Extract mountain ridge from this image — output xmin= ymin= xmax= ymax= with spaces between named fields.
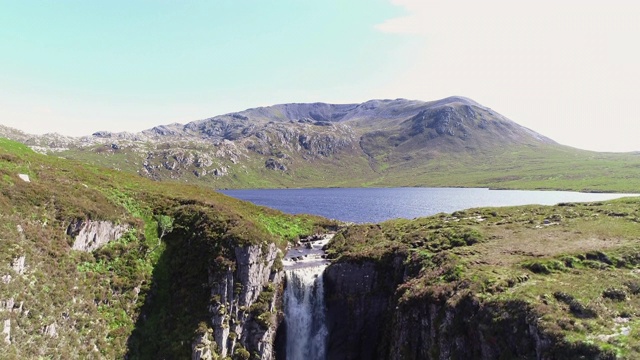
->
xmin=3 ymin=96 xmax=640 ymax=192
xmin=5 ymin=96 xmax=539 ymax=140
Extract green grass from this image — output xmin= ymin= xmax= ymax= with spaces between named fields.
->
xmin=256 ymin=213 xmax=314 ymax=241
xmin=0 ymin=138 xmax=336 ymax=359
xmin=369 ymin=145 xmax=640 ymax=193
xmin=327 ymin=197 xmax=640 ymax=358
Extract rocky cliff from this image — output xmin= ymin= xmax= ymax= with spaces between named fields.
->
xmin=324 ymin=260 xmax=614 ymax=360
xmin=67 ymin=219 xmax=129 ymax=252
xmin=193 ymin=243 xmax=283 ymax=360
xmin=324 ymin=259 xmax=405 ymax=360
xmin=0 ymin=138 xmax=330 ymax=359
xmin=322 ymin=201 xmax=640 ymax=359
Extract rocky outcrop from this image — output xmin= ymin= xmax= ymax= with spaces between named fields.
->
xmin=42 ymin=322 xmax=58 ymax=338
xmin=192 ymin=331 xmax=214 ymax=360
xmin=1 ymin=298 xmax=13 ymax=345
xmin=1 ymin=255 xmax=27 ymax=346
xmin=3 ymin=96 xmax=561 ymax=190
xmin=324 ymin=258 xmax=405 ymax=360
xmin=67 ymin=220 xmax=129 ymax=252
xmin=324 ymin=258 xmax=615 ymax=360
xmin=2 ymin=319 xmax=10 ymax=345
xmin=197 ymin=243 xmax=282 ymax=360
xmin=297 ymin=131 xmax=355 ymax=157
xmin=11 ymin=256 xmax=25 ymax=275
xmin=265 ymin=158 xmax=287 ymax=171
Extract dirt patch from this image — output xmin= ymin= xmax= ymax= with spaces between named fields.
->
xmin=473 ymin=226 xmax=627 ymax=266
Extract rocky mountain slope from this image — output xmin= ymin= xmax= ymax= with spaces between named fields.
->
xmin=11 ymin=96 xmax=640 ymax=192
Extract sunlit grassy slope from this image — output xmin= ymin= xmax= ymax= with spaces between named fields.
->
xmin=57 ymin=141 xmax=640 ymax=193
xmin=368 ymin=144 xmax=640 ymax=193
xmin=0 ymin=138 xmax=334 ymax=358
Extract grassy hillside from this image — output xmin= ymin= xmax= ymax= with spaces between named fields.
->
xmin=0 ymin=138 xmax=334 ymax=358
xmin=52 ymin=141 xmax=640 ymax=193
xmin=367 ymin=144 xmax=640 ymax=193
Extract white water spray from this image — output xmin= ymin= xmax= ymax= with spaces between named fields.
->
xmin=284 ymin=266 xmax=328 ymax=359
xmin=282 ymin=235 xmax=332 ymax=360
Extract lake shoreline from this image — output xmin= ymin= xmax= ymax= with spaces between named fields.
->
xmin=220 ymin=187 xmax=638 ymax=224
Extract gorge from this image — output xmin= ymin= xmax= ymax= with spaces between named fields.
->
xmin=279 ymin=235 xmax=332 ymax=360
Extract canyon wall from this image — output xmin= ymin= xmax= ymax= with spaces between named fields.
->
xmin=323 ymin=259 xmax=614 ymax=360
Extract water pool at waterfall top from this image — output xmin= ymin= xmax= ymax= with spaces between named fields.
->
xmin=220 ymin=187 xmax=637 ymax=223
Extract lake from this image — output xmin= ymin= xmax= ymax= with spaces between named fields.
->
xmin=220 ymin=187 xmax=637 ymax=223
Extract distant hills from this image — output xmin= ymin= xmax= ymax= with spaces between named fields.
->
xmin=3 ymin=96 xmax=640 ymax=192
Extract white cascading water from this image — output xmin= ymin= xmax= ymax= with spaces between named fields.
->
xmin=282 ymin=234 xmax=332 ymax=360
xmin=284 ymin=265 xmax=328 ymax=359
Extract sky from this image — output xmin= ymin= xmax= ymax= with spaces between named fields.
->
xmin=1 ymin=0 xmax=639 ymax=152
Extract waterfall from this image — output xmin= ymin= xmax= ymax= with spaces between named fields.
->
xmin=284 ymin=265 xmax=328 ymax=360
xmin=281 ymin=234 xmax=332 ymax=360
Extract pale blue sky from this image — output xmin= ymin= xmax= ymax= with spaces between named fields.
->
xmin=1 ymin=1 xmax=639 ymax=152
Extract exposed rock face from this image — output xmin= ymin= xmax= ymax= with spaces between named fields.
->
xmin=192 ymin=331 xmax=214 ymax=360
xmin=386 ymin=297 xmax=545 ymax=359
xmin=11 ymin=256 xmax=25 ymax=275
xmin=67 ymin=220 xmax=129 ymax=252
xmin=1 ymin=255 xmax=27 ymax=346
xmin=297 ymin=132 xmax=355 ymax=157
xmin=197 ymin=243 xmax=282 ymax=360
xmin=42 ymin=322 xmax=58 ymax=338
xmin=324 ymin=258 xmax=405 ymax=360
xmin=324 ymin=258 xmax=614 ymax=360
xmin=2 ymin=319 xmax=10 ymax=345
xmin=265 ymin=158 xmax=287 ymax=171
xmin=2 ymin=96 xmax=558 ymax=189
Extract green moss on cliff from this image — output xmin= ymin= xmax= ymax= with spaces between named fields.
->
xmin=0 ymin=138 xmax=335 ymax=358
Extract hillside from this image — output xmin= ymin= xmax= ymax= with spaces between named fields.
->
xmin=2 ymin=138 xmax=640 ymax=358
xmin=0 ymin=138 xmax=334 ymax=359
xmin=325 ymin=198 xmax=640 ymax=359
xmin=5 ymin=96 xmax=640 ymax=192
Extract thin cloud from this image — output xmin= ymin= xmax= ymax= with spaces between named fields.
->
xmin=374 ymin=0 xmax=640 ymax=152
xmin=374 ymin=0 xmax=428 ymax=35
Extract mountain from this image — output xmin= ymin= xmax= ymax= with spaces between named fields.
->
xmin=3 ymin=96 xmax=640 ymax=192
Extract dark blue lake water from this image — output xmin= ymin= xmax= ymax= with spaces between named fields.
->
xmin=220 ymin=187 xmax=637 ymax=223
